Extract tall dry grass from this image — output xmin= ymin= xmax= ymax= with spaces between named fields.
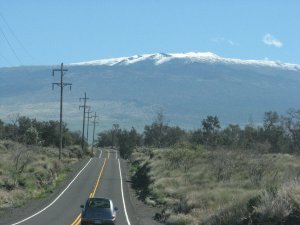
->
xmin=0 ymin=140 xmax=80 ymax=209
xmin=130 ymin=146 xmax=300 ymax=225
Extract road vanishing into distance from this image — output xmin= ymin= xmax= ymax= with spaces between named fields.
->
xmin=6 ymin=149 xmax=139 ymax=225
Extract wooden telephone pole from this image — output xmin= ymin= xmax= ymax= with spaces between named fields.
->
xmin=86 ymin=109 xmax=93 ymax=144
xmin=79 ymin=92 xmax=89 ymax=151
xmin=52 ymin=63 xmax=71 ymax=160
xmin=91 ymin=112 xmax=99 ymax=155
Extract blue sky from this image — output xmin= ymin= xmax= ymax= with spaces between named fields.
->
xmin=0 ymin=0 xmax=299 ymax=67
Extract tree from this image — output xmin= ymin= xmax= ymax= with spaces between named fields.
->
xmin=202 ymin=116 xmax=220 ymax=133
xmin=220 ymin=124 xmax=241 ymax=146
xmin=144 ymin=111 xmax=168 ymax=147
xmin=162 ymin=126 xmax=186 ymax=146
xmin=111 ymin=124 xmax=120 ymax=147
xmin=263 ymin=111 xmax=280 ymax=130
xmin=24 ymin=126 xmax=39 ymax=145
xmin=97 ymin=130 xmax=113 ymax=147
xmin=0 ymin=119 xmax=4 ymax=139
xmin=144 ymin=124 xmax=160 ymax=147
xmin=4 ymin=124 xmax=18 ymax=140
xmin=68 ymin=131 xmax=82 ymax=145
xmin=201 ymin=116 xmax=220 ymax=146
xmin=38 ymin=121 xmax=60 ymax=146
xmin=63 ymin=132 xmax=73 ymax=147
xmin=191 ymin=129 xmax=204 ymax=144
xmin=17 ymin=116 xmax=32 ymax=143
xmin=117 ymin=127 xmax=140 ymax=159
xmin=117 ymin=130 xmax=128 ymax=158
xmin=241 ymin=125 xmax=259 ymax=149
xmin=282 ymin=109 xmax=300 ymax=153
xmin=128 ymin=127 xmax=141 ymax=147
xmin=263 ymin=111 xmax=286 ymax=152
xmin=6 ymin=113 xmax=20 ymax=141
xmin=154 ymin=111 xmax=165 ymax=147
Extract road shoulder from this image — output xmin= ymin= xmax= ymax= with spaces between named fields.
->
xmin=120 ymin=159 xmax=162 ymax=225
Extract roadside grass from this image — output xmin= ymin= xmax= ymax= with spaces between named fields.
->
xmin=0 ymin=140 xmax=82 ymax=210
xmin=130 ymin=146 xmax=300 ymax=225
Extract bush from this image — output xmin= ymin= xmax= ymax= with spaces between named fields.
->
xmin=248 ymin=158 xmax=271 ymax=186
xmin=3 ymin=177 xmax=15 ymax=191
xmin=34 ymin=168 xmax=55 ymax=188
xmin=166 ymin=214 xmax=196 ymax=225
xmin=24 ymin=127 xmax=39 ymax=145
xmin=254 ymin=190 xmax=292 ymax=221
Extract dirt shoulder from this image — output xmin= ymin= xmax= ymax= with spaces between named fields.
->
xmin=122 ymin=159 xmax=162 ymax=225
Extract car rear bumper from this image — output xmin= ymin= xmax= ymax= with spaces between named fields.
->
xmin=81 ymin=219 xmax=115 ymax=225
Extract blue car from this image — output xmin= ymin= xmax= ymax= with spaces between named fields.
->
xmin=80 ymin=197 xmax=118 ymax=225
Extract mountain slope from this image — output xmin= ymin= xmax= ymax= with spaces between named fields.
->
xmin=0 ymin=52 xmax=300 ymax=132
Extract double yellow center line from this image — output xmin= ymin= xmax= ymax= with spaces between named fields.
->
xmin=70 ymin=213 xmax=81 ymax=225
xmin=71 ymin=158 xmax=107 ymax=225
xmin=90 ymin=158 xmax=107 ymax=198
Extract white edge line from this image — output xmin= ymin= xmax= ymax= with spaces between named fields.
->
xmin=11 ymin=158 xmax=93 ymax=225
xmin=118 ymin=159 xmax=131 ymax=225
xmin=99 ymin=149 xmax=102 ymax=158
xmin=116 ymin=151 xmax=117 ymax=160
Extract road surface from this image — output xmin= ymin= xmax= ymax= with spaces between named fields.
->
xmin=6 ymin=149 xmax=139 ymax=225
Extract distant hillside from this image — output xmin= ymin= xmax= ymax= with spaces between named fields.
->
xmin=1 ymin=52 xmax=300 ymax=133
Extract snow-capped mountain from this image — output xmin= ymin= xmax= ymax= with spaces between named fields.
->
xmin=1 ymin=52 xmax=300 ymax=132
xmin=71 ymin=52 xmax=300 ymax=71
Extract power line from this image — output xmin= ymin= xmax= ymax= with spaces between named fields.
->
xmin=0 ymin=25 xmax=23 ymax=66
xmin=0 ymin=12 xmax=34 ymax=61
xmin=79 ymin=92 xmax=89 ymax=151
xmin=52 ymin=63 xmax=72 ymax=160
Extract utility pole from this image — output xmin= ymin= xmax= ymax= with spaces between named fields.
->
xmin=52 ymin=63 xmax=72 ymax=160
xmin=79 ymin=92 xmax=89 ymax=151
xmin=91 ymin=112 xmax=99 ymax=155
xmin=86 ymin=109 xmax=93 ymax=144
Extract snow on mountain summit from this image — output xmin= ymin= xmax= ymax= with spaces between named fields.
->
xmin=71 ymin=52 xmax=300 ymax=71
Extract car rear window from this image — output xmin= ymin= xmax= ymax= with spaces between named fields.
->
xmin=88 ymin=199 xmax=110 ymax=208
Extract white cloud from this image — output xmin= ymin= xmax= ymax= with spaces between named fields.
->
xmin=211 ymin=37 xmax=240 ymax=46
xmin=262 ymin=33 xmax=283 ymax=48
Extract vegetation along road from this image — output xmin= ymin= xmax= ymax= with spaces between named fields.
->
xmin=4 ymin=149 xmax=139 ymax=225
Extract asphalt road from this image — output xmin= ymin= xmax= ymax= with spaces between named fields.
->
xmin=7 ymin=149 xmax=139 ymax=225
